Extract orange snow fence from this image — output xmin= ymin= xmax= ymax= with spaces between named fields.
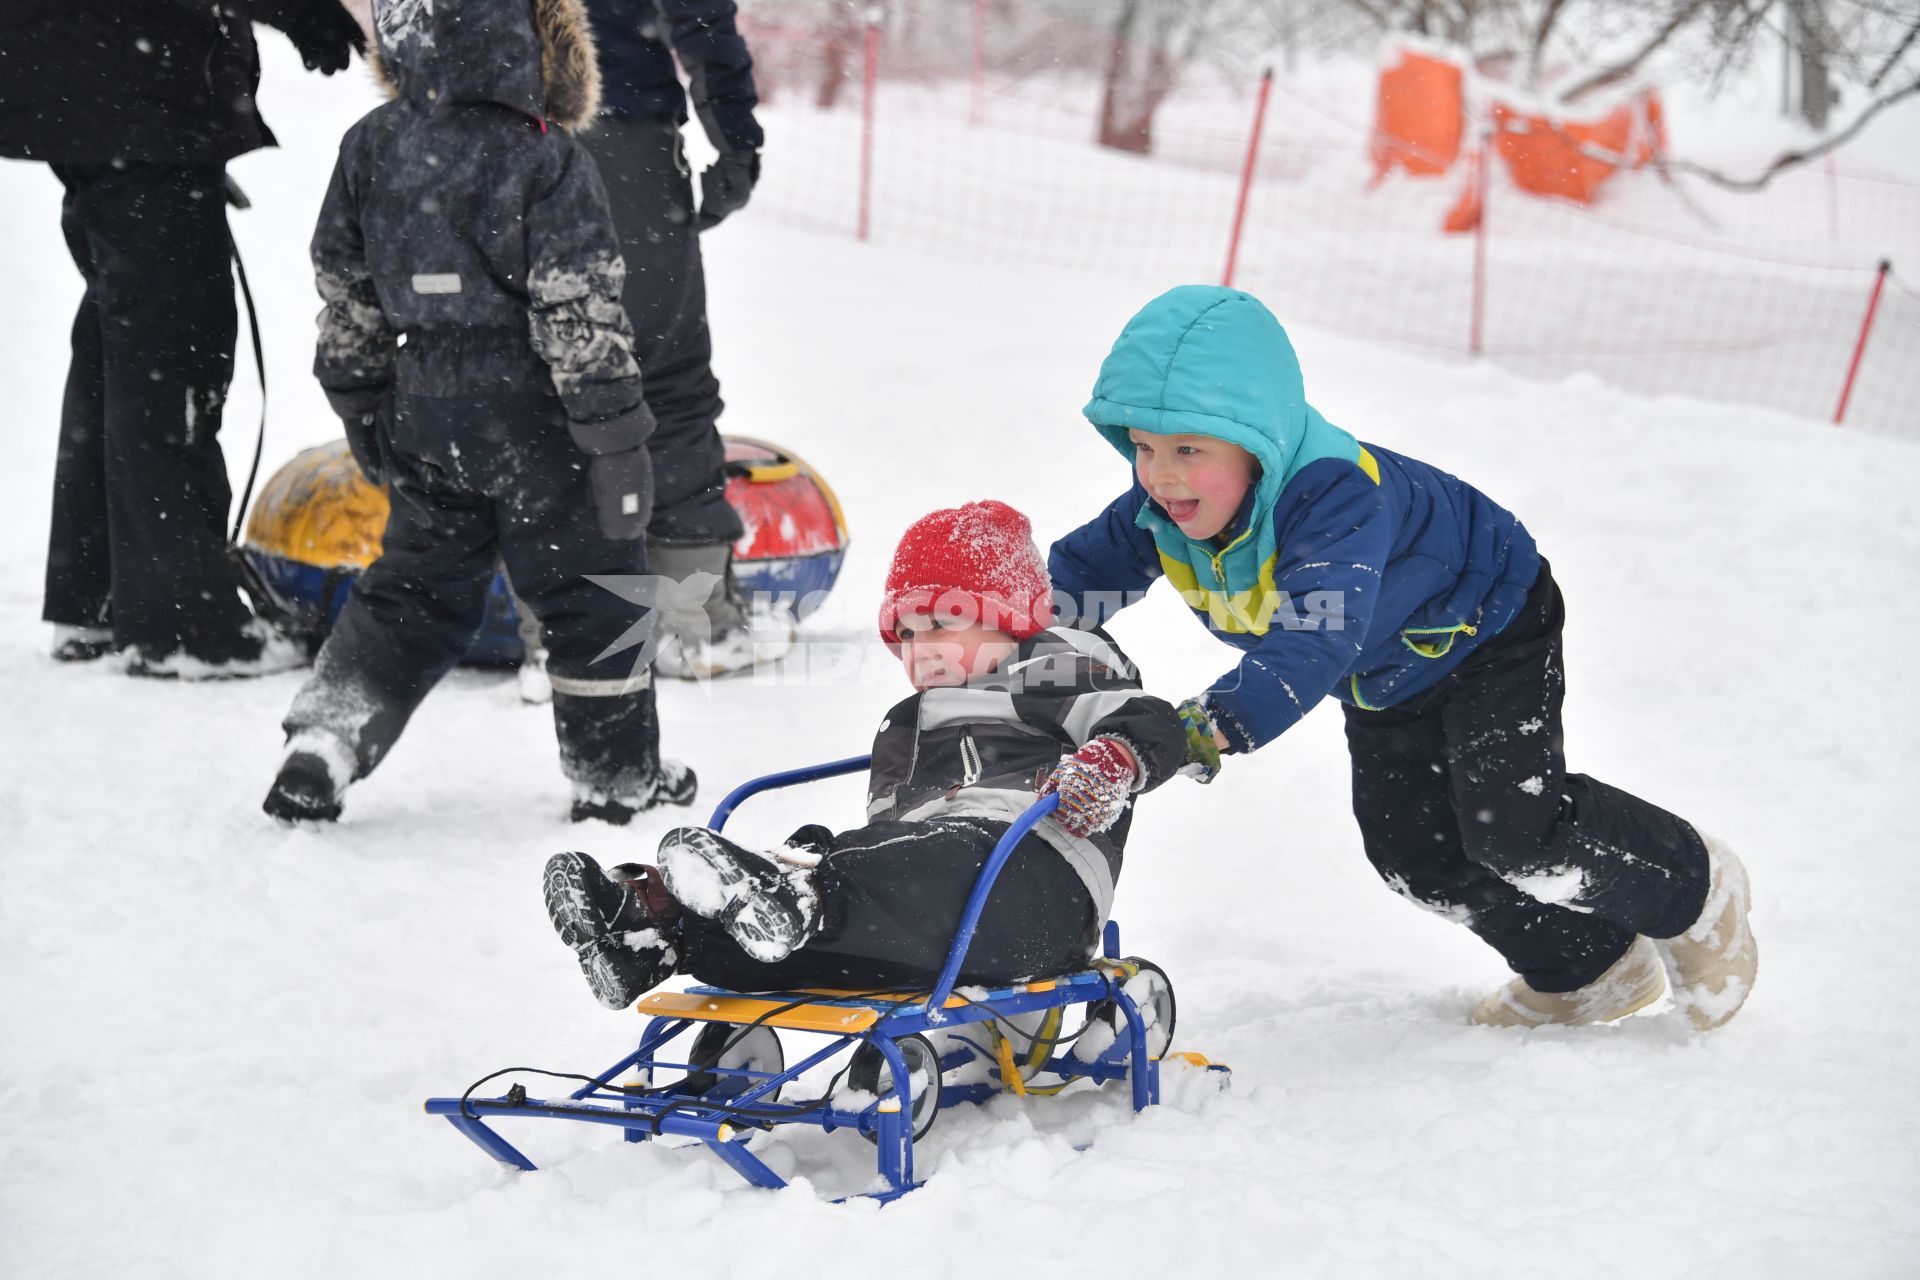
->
xmin=1370 ymin=48 xmax=1464 ymax=177
xmin=1490 ymin=89 xmax=1665 ymax=204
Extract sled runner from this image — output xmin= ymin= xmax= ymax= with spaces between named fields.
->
xmin=424 ymin=756 xmax=1227 ymax=1201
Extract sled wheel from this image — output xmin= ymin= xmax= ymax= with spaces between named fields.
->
xmin=683 ymin=1023 xmax=785 ymax=1103
xmin=848 ymin=1033 xmax=941 ymax=1143
xmin=1074 ymin=959 xmax=1177 ymax=1072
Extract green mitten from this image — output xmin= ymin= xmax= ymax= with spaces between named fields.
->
xmin=1177 ymin=697 xmax=1223 ymax=784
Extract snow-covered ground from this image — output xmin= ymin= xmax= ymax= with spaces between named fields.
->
xmin=4 ymin=38 xmax=1919 ymax=1280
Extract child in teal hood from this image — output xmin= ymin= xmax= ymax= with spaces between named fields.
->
xmin=1050 ymin=286 xmax=1756 ymax=1032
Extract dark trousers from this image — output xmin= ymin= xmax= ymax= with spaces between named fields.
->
xmin=1342 ymin=562 xmax=1710 ymax=992
xmin=579 ymin=115 xmax=742 ymax=548
xmin=285 ymin=391 xmax=660 ymax=793
xmin=45 ymin=163 xmax=256 ymax=661
xmin=682 ymin=817 xmax=1100 ymax=992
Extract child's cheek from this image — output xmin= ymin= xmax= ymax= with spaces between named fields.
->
xmin=1198 ymin=463 xmax=1250 ymax=512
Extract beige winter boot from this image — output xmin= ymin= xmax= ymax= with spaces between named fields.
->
xmin=1653 ymin=835 xmax=1757 ymax=1031
xmin=1470 ymin=935 xmax=1668 ymax=1027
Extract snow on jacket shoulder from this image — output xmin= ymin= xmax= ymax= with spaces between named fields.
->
xmin=312 ymin=0 xmax=652 ymax=450
xmin=865 ymin=627 xmax=1186 ymax=922
xmin=1049 ymin=286 xmax=1540 ymax=751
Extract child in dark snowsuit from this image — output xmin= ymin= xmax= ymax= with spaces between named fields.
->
xmin=544 ymin=501 xmax=1188 ymax=1008
xmin=264 ymin=0 xmax=692 ymax=825
xmin=1049 ymin=286 xmax=1757 ymax=1031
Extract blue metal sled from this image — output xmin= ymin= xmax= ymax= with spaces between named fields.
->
xmin=424 ymin=757 xmax=1227 ymax=1201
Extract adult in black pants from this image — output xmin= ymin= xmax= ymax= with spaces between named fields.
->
xmin=577 ymin=0 xmax=780 ymax=680
xmin=0 ymin=0 xmax=364 ymax=674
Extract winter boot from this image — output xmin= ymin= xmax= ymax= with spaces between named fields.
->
xmin=657 ymin=827 xmax=821 ymax=963
xmin=1653 ymin=835 xmax=1757 ymax=1031
xmin=510 ymin=585 xmax=552 ymax=705
xmin=262 ymin=728 xmax=357 ymax=824
xmin=655 ymin=605 xmax=796 ymax=681
xmin=517 ymin=650 xmax=553 ymax=705
xmin=542 ymin=851 xmax=681 ymax=1009
xmin=648 ymin=541 xmax=794 ymax=680
xmin=51 ymin=624 xmax=115 ymax=662
xmin=1470 ymin=935 xmax=1668 ymax=1028
xmin=569 ymin=759 xmax=698 ymax=825
xmin=131 ymin=616 xmax=308 ymax=681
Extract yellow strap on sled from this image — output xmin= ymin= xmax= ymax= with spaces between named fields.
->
xmin=994 ymin=1033 xmax=1028 ymax=1097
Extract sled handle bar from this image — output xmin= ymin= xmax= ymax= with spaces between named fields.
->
xmin=707 ymin=757 xmax=1063 ymax=1021
xmin=707 ymin=754 xmax=875 ymax=831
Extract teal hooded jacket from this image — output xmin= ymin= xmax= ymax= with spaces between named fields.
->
xmin=1048 ymin=286 xmax=1541 ymax=750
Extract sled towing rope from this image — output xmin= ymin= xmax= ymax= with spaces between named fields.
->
xmin=423 ymin=758 xmax=1230 ymax=1202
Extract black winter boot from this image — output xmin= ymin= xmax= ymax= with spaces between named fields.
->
xmin=657 ymin=827 xmax=820 ymax=964
xmin=262 ymin=729 xmax=356 ymax=824
xmin=569 ymin=759 xmax=698 ymax=825
xmin=542 ymin=851 xmax=681 ymax=1008
xmin=51 ymin=624 xmax=115 ymax=662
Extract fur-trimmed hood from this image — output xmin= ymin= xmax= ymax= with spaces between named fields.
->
xmin=368 ymin=0 xmax=599 ymax=130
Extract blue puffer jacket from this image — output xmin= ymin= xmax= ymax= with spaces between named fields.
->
xmin=1048 ymin=286 xmax=1541 ymax=752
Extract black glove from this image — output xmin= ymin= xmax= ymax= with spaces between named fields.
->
xmin=589 ymin=448 xmax=653 ymax=541
xmin=283 ymin=1 xmax=365 ymax=75
xmin=695 ymin=151 xmax=761 ymax=231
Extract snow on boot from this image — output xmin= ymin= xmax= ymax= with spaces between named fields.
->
xmin=652 ymin=605 xmax=796 ymax=681
xmin=51 ymin=624 xmax=115 ymax=662
xmin=1654 ymin=835 xmax=1757 ymax=1031
xmin=657 ymin=827 xmax=820 ymax=963
xmin=1470 ymin=935 xmax=1667 ymax=1028
xmin=568 ymin=759 xmax=698 ymax=825
xmin=511 ymin=587 xmax=551 ymax=704
xmin=131 ymin=617 xmax=308 ymax=681
xmin=542 ymin=851 xmax=680 ymax=1009
xmin=516 ymin=646 xmax=552 ymax=705
xmin=648 ymin=540 xmax=794 ymax=680
xmin=262 ymin=729 xmax=356 ymax=824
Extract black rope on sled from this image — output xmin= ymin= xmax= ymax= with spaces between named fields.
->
xmin=457 ymin=1066 xmax=646 ymax=1122
xmin=642 ymin=985 xmax=924 ymax=1136
xmin=453 ymin=984 xmax=1101 ymax=1134
xmin=944 ymin=988 xmax=1092 ymax=1049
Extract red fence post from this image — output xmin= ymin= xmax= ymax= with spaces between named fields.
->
xmin=1221 ymin=68 xmax=1274 ymax=289
xmin=858 ymin=18 xmax=879 ymax=242
xmin=1833 ymin=259 xmax=1891 ymax=425
xmin=1469 ymin=133 xmax=1490 ymax=357
xmin=970 ymin=0 xmax=986 ymax=126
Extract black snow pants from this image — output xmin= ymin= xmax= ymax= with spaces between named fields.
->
xmin=1342 ymin=560 xmax=1711 ymax=993
xmin=680 ymin=817 xmax=1101 ymax=993
xmin=578 ymin=115 xmax=742 ymax=549
xmin=284 ymin=389 xmax=663 ymax=795
xmin=44 ymin=163 xmax=259 ymax=662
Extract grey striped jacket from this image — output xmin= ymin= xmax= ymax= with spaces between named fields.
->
xmin=865 ymin=627 xmax=1186 ymax=920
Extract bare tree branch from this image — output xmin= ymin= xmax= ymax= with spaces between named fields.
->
xmin=1661 ymin=72 xmax=1920 ymax=189
xmin=1527 ymin=0 xmax=1572 ymax=90
xmin=1561 ymin=0 xmax=1711 ymax=102
xmin=1867 ymin=12 xmax=1920 ymax=87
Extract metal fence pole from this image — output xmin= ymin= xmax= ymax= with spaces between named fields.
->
xmin=1221 ymin=68 xmax=1274 ymax=289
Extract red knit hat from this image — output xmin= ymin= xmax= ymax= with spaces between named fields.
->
xmin=878 ymin=500 xmax=1055 ymax=648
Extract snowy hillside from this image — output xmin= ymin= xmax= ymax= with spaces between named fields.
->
xmin=3 ymin=37 xmax=1918 ymax=1280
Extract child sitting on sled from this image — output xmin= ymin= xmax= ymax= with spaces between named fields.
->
xmin=1047 ymin=285 xmax=1756 ymax=1031
xmin=544 ymin=500 xmax=1189 ymax=1008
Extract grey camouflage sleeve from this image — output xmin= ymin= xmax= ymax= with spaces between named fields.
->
xmin=525 ymin=140 xmax=655 ymax=449
xmin=310 ymin=151 xmax=395 ymax=424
